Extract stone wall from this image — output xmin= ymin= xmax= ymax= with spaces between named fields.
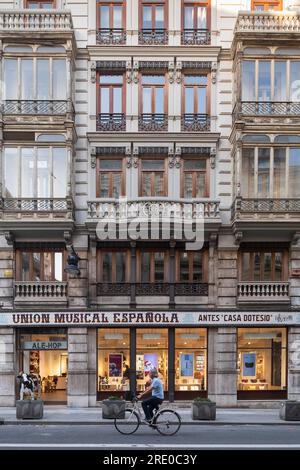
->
xmin=0 ymin=328 xmax=15 ymax=406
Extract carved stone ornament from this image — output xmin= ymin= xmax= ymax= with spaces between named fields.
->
xmin=168 ymin=62 xmax=175 ymax=84
xmin=4 ymin=231 xmax=14 ymax=246
xmin=127 ymin=146 xmax=139 ymax=168
xmin=168 ymin=146 xmax=181 ymax=169
xmin=132 ymin=61 xmax=139 ymax=84
xmin=91 ymin=62 xmax=96 ymax=84
xmin=176 ymin=61 xmax=182 ymax=84
xmin=126 ymin=60 xmax=132 ymax=84
xmin=234 ymin=231 xmax=243 ymax=245
xmin=211 ymin=62 xmax=217 ymax=84
xmin=64 ymin=231 xmax=72 ymax=247
xmin=210 ymin=148 xmax=217 ymax=169
xmin=91 ymin=147 xmax=96 ymax=169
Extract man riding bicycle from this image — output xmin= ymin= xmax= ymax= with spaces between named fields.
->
xmin=137 ymin=368 xmax=164 ymax=423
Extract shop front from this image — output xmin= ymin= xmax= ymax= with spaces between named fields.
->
xmin=17 ymin=328 xmax=68 ymax=404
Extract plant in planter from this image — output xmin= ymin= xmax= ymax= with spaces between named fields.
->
xmin=192 ymin=397 xmax=216 ymax=421
xmin=102 ymin=396 xmax=126 ymax=419
xmin=279 ymin=400 xmax=300 ymax=421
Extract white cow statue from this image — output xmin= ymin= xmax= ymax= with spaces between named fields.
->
xmin=18 ymin=372 xmax=35 ymax=401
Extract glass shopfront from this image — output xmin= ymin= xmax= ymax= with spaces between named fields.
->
xmin=17 ymin=328 xmax=68 ymax=404
xmin=237 ymin=327 xmax=287 ymax=399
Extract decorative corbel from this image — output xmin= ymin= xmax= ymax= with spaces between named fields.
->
xmin=132 ymin=61 xmax=139 ymax=84
xmin=4 ymin=231 xmax=14 ymax=246
xmin=234 ymin=231 xmax=243 ymax=246
xmin=126 ymin=60 xmax=132 ymax=84
xmin=210 ymin=148 xmax=216 ymax=169
xmin=168 ymin=145 xmax=181 ymax=169
xmin=91 ymin=147 xmax=96 ymax=169
xmin=127 ymin=145 xmax=139 ymax=168
xmin=168 ymin=61 xmax=175 ymax=84
xmin=209 ymin=233 xmax=218 ymax=258
xmin=211 ymin=62 xmax=217 ymax=84
xmin=292 ymin=232 xmax=300 ymax=247
xmin=91 ymin=61 xmax=96 ymax=84
xmin=63 ymin=231 xmax=72 ymax=247
xmin=175 ymin=61 xmax=182 ymax=84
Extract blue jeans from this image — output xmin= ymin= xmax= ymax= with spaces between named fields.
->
xmin=142 ymin=397 xmax=163 ymax=421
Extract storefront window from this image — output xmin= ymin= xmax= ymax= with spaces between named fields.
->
xmin=98 ymin=329 xmax=130 ymax=394
xmin=175 ymin=328 xmax=207 ymax=393
xmin=18 ymin=329 xmax=68 ymax=403
xmin=237 ymin=328 xmax=287 ymax=394
xmin=136 ymin=328 xmax=168 ymax=392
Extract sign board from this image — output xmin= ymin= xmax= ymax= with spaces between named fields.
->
xmin=0 ymin=311 xmax=299 ymax=326
xmin=21 ymin=341 xmax=68 ymax=350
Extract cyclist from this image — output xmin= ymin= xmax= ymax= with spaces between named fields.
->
xmin=137 ymin=368 xmax=164 ymax=424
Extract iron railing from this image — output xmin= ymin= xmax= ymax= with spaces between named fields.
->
xmin=138 ymin=113 xmax=168 ymax=131
xmin=97 ymin=113 xmax=126 ymax=132
xmin=96 ymin=28 xmax=126 ymax=45
xmin=138 ymin=28 xmax=168 ymax=45
xmin=181 ymin=28 xmax=211 ymax=45
xmin=182 ymin=114 xmax=210 ymax=131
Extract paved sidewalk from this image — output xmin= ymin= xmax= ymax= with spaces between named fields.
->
xmin=0 ymin=406 xmax=298 ymax=425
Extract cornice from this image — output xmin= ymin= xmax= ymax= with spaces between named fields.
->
xmin=86 ymin=132 xmax=221 ymax=145
xmin=85 ymin=45 xmax=221 ymax=59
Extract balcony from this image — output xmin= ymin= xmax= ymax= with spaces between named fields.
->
xmin=138 ymin=114 xmax=168 ymax=132
xmin=138 ymin=29 xmax=168 ymax=45
xmin=233 ymin=101 xmax=300 ymax=122
xmin=14 ymin=282 xmax=68 ymax=307
xmin=181 ymin=114 xmax=210 ymax=132
xmin=231 ymin=197 xmax=300 ymax=223
xmin=181 ymin=29 xmax=211 ymax=45
xmin=97 ymin=113 xmax=126 ymax=132
xmin=234 ymin=11 xmax=300 ymax=37
xmin=96 ymin=28 xmax=126 ymax=45
xmin=0 ymin=9 xmax=73 ymax=32
xmin=1 ymin=100 xmax=74 ymax=117
xmin=237 ymin=282 xmax=290 ymax=305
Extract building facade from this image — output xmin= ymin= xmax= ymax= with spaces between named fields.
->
xmin=0 ymin=0 xmax=300 ymax=407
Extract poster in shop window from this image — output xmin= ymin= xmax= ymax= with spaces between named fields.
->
xmin=180 ymin=353 xmax=194 ymax=377
xmin=144 ymin=353 xmax=158 ymax=376
xmin=109 ymin=353 xmax=123 ymax=377
xmin=242 ymin=352 xmax=256 ymax=377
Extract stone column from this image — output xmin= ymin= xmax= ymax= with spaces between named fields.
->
xmin=87 ymin=328 xmax=97 ymax=407
xmin=288 ymin=327 xmax=300 ymax=401
xmin=68 ymin=235 xmax=89 ymax=308
xmin=217 ymin=234 xmax=238 ymax=308
xmin=0 ymin=328 xmax=15 ymax=406
xmin=68 ymin=328 xmax=89 ymax=407
xmin=208 ymin=327 xmax=237 ymax=407
xmin=0 ymin=235 xmax=14 ymax=309
xmin=289 ymin=235 xmax=300 ymax=307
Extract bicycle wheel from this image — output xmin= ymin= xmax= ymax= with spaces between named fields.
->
xmin=114 ymin=408 xmax=140 ymax=435
xmin=154 ymin=409 xmax=181 ymax=436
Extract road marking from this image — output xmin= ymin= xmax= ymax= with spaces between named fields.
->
xmin=0 ymin=444 xmax=300 ymax=449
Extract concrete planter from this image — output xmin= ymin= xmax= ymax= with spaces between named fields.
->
xmin=279 ymin=401 xmax=300 ymax=421
xmin=192 ymin=400 xmax=216 ymax=420
xmin=16 ymin=400 xmax=44 ymax=420
xmin=102 ymin=399 xmax=125 ymax=419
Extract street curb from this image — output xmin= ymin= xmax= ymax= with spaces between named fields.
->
xmin=1 ymin=420 xmax=300 ymax=426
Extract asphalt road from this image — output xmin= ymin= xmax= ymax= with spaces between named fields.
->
xmin=0 ymin=424 xmax=299 ymax=449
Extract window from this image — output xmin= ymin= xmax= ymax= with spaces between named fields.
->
xmin=182 ymin=157 xmax=209 ymax=197
xmin=237 ymin=328 xmax=287 ymax=394
xmin=98 ymin=328 xmax=130 ymax=395
xmin=241 ymin=147 xmax=300 ymax=198
xmin=97 ymin=74 xmax=125 ymax=130
xmin=26 ymin=1 xmax=55 ymax=8
xmin=139 ymin=0 xmax=168 ymax=44
xmin=97 ymin=1 xmax=125 ymax=44
xmin=96 ymin=158 xmax=124 ymax=198
xmin=97 ymin=250 xmax=130 ymax=283
xmin=16 ymin=250 xmax=65 ymax=282
xmin=140 ymin=74 xmax=167 ymax=130
xmin=3 ymin=58 xmax=67 ymax=101
xmin=242 ymin=59 xmax=300 ymax=103
xmin=140 ymin=158 xmax=166 ymax=197
xmin=182 ymin=75 xmax=209 ymax=130
xmin=239 ymin=249 xmax=288 ymax=282
xmin=136 ymin=328 xmax=168 ymax=392
xmin=251 ymin=0 xmax=282 ymax=11
xmin=176 ymin=251 xmax=207 ymax=282
xmin=138 ymin=251 xmax=167 ymax=283
xmin=182 ymin=1 xmax=210 ymax=45
xmin=175 ymin=328 xmax=207 ymax=394
xmin=4 ymin=147 xmax=67 ymax=198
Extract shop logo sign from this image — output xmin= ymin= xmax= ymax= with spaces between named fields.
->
xmin=95 ymin=197 xmax=205 ymax=250
xmin=21 ymin=341 xmax=67 ymax=350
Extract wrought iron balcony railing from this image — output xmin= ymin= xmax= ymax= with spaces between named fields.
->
xmin=87 ymin=198 xmax=220 ymax=222
xmin=182 ymin=114 xmax=210 ymax=132
xmin=96 ymin=28 xmax=126 ymax=45
xmin=0 ymin=9 xmax=73 ymax=31
xmin=181 ymin=28 xmax=211 ymax=45
xmin=231 ymin=197 xmax=300 ymax=221
xmin=234 ymin=101 xmax=300 ymax=120
xmin=97 ymin=282 xmax=208 ymax=297
xmin=237 ymin=282 xmax=290 ymax=304
xmin=1 ymin=198 xmax=73 ymax=212
xmin=138 ymin=113 xmax=168 ymax=132
xmin=2 ymin=100 xmax=73 ymax=115
xmin=138 ymin=28 xmax=168 ymax=45
xmin=97 ymin=113 xmax=126 ymax=132
xmin=15 ymin=282 xmax=68 ymax=303
xmin=234 ymin=11 xmax=300 ymax=35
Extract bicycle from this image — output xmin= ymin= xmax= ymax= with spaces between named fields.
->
xmin=114 ymin=397 xmax=181 ymax=436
